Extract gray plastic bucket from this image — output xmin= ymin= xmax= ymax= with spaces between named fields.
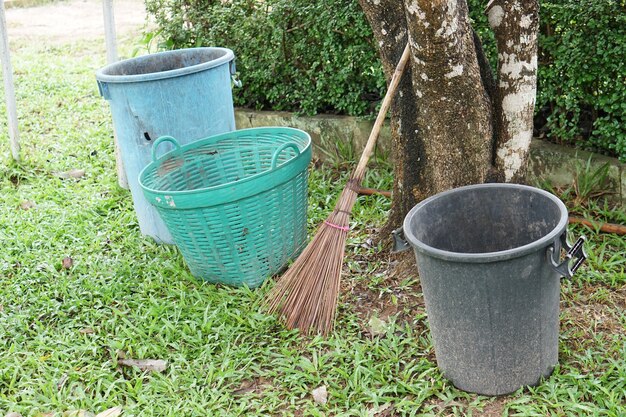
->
xmin=396 ymin=184 xmax=586 ymax=395
xmin=96 ymin=47 xmax=236 ymax=243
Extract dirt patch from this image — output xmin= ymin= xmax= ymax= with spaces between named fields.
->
xmin=560 ymin=283 xmax=626 ymax=359
xmin=5 ymin=0 xmax=147 ymax=44
xmin=477 ymin=397 xmax=509 ymax=417
xmin=341 ymin=245 xmax=426 ymax=335
xmin=563 ymin=303 xmax=625 ymax=336
xmin=562 ymin=283 xmax=626 ymax=330
xmin=421 ymin=395 xmax=510 ymax=417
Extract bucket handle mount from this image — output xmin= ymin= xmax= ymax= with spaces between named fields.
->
xmin=547 ymin=233 xmax=587 ymax=279
xmin=391 ymin=227 xmax=410 ymax=253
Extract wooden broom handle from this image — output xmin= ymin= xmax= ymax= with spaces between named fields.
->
xmin=353 ymin=43 xmax=411 ymax=180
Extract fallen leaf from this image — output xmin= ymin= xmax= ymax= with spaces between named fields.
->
xmin=312 ymin=385 xmax=328 ymax=405
xmin=368 ymin=316 xmax=388 ymax=336
xmin=380 ymin=304 xmax=398 ymax=320
xmin=118 ymin=358 xmax=167 ymax=373
xmin=232 ymin=380 xmax=256 ymax=396
xmin=361 ymin=237 xmax=374 ymax=249
xmin=36 ymin=263 xmax=53 ymax=272
xmin=95 ymin=406 xmax=122 ymax=417
xmin=57 ymin=373 xmax=69 ymax=390
xmin=62 ymin=257 xmax=74 ymax=269
xmin=368 ymin=403 xmax=392 ymax=417
xmin=79 ymin=327 xmax=95 ymax=335
xmin=5 ymin=412 xmax=23 ymax=417
xmin=56 ymin=169 xmax=86 ymax=179
xmin=19 ymin=200 xmax=36 ymax=210
xmin=33 ymin=413 xmax=54 ymax=417
xmin=62 ymin=411 xmax=95 ymax=417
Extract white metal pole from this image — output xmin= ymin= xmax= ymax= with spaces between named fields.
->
xmin=102 ymin=0 xmax=128 ymax=188
xmin=102 ymin=0 xmax=118 ymax=63
xmin=0 ymin=0 xmax=20 ymax=162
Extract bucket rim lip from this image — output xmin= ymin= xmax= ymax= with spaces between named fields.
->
xmin=95 ymin=47 xmax=234 ymax=83
xmin=402 ymin=183 xmax=569 ymax=263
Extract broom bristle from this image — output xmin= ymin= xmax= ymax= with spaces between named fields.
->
xmin=264 ymin=44 xmax=412 ymax=335
xmin=264 ymin=185 xmax=360 ymax=335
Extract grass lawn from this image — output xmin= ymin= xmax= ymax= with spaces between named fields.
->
xmin=0 ymin=37 xmax=625 ymax=417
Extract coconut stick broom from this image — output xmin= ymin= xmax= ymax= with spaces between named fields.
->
xmin=264 ymin=43 xmax=412 ymax=336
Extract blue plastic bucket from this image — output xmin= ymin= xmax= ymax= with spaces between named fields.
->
xmin=96 ymin=47 xmax=236 ymax=243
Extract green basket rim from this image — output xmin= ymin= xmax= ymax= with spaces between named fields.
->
xmin=138 ymin=127 xmax=312 ymax=209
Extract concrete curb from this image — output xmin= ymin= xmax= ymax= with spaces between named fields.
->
xmin=235 ymin=109 xmax=625 ymax=206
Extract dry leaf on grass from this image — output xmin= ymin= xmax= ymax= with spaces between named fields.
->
xmin=57 ymin=373 xmax=69 ymax=390
xmin=55 ymin=169 xmax=86 ymax=179
xmin=368 ymin=403 xmax=392 ymax=417
xmin=62 ymin=257 xmax=74 ymax=269
xmin=62 ymin=411 xmax=95 ymax=417
xmin=19 ymin=200 xmax=36 ymax=210
xmin=95 ymin=406 xmax=122 ymax=417
xmin=368 ymin=316 xmax=388 ymax=336
xmin=79 ymin=327 xmax=95 ymax=335
xmin=5 ymin=412 xmax=23 ymax=417
xmin=312 ymin=385 xmax=328 ymax=405
xmin=118 ymin=358 xmax=167 ymax=373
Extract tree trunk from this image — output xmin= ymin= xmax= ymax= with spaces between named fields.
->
xmin=489 ymin=0 xmax=539 ymax=182
xmin=357 ymin=1 xmax=424 ymax=233
xmin=359 ymin=0 xmax=539 ymax=234
xmin=359 ymin=0 xmax=494 ymax=233
xmin=401 ymin=0 xmax=494 ymax=193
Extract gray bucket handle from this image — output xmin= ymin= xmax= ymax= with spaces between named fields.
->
xmin=547 ymin=232 xmax=587 ymax=279
xmin=392 ymin=227 xmax=410 ymax=253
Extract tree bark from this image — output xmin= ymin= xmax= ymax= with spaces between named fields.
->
xmin=359 ymin=0 xmax=495 ymax=234
xmin=358 ymin=0 xmax=540 ymax=235
xmin=488 ymin=0 xmax=539 ymax=182
xmin=402 ymin=0 xmax=493 ymax=193
xmin=358 ymin=0 xmax=423 ymax=233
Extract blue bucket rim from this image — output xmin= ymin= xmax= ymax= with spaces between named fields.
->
xmin=402 ymin=183 xmax=569 ymax=263
xmin=95 ymin=47 xmax=234 ymax=84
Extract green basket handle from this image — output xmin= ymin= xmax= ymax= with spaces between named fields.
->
xmin=271 ymin=143 xmax=301 ymax=169
xmin=151 ymin=136 xmax=181 ymax=162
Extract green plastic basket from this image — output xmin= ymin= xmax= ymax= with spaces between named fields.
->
xmin=139 ymin=127 xmax=312 ymax=288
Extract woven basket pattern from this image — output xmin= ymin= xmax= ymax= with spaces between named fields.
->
xmin=139 ymin=128 xmax=311 ymax=288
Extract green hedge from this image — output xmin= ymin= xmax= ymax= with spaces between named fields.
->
xmin=144 ymin=0 xmax=385 ymax=115
xmin=144 ymin=0 xmax=626 ymax=161
xmin=537 ymin=0 xmax=625 ymax=161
